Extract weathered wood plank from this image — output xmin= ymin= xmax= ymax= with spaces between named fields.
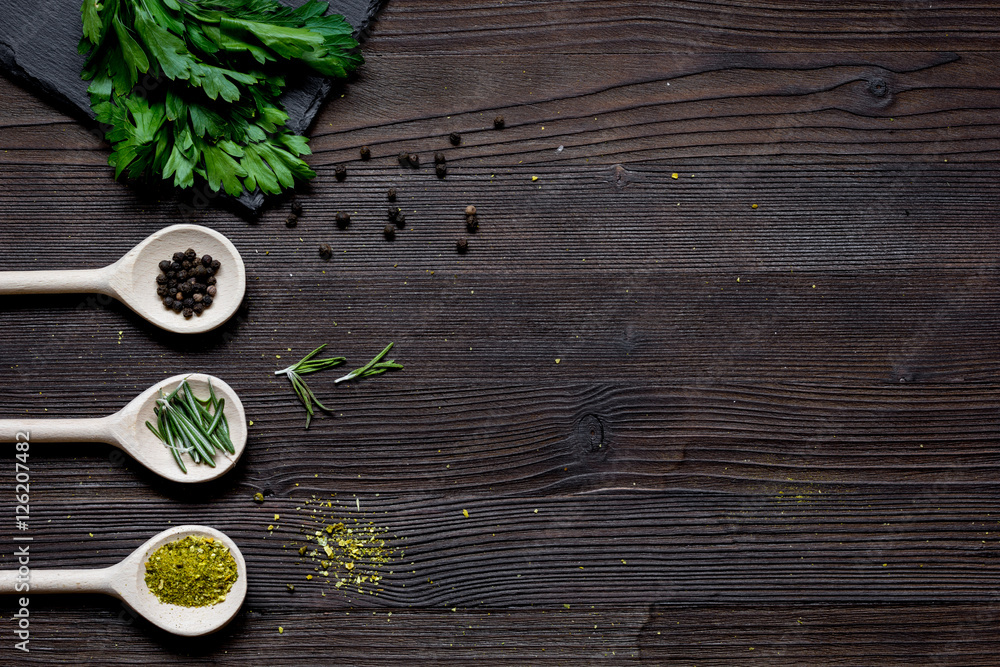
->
xmin=1 ymin=382 xmax=998 ymax=497
xmin=365 ymin=0 xmax=1000 ymax=54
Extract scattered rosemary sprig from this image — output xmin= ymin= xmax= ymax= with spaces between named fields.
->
xmin=275 ymin=342 xmax=402 ymax=428
xmin=334 ymin=343 xmax=403 ymax=384
xmin=145 ymin=378 xmax=236 ymax=473
xmin=274 ymin=344 xmax=345 ymax=428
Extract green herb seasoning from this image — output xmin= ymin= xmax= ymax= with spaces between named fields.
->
xmin=145 ymin=378 xmax=236 ymax=473
xmin=144 ymin=536 xmax=238 ymax=607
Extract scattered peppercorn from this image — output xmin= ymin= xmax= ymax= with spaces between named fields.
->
xmin=334 ymin=165 xmax=347 ymax=181
xmin=285 ymin=214 xmax=298 ymax=228
xmin=335 ymin=211 xmax=351 ymax=229
xmin=387 ymin=188 xmax=397 ymax=202
xmin=388 ymin=206 xmax=401 ymax=222
xmin=383 ymin=224 xmax=396 ymax=240
xmin=449 ymin=132 xmax=461 ymax=146
xmin=408 ymin=153 xmax=420 ymax=166
xmin=291 ymin=201 xmax=303 ymax=217
xmin=494 ymin=115 xmax=505 ymax=130
xmin=466 ymin=214 xmax=479 ymax=232
xmin=456 ymin=238 xmax=469 ymax=253
xmin=359 ymin=145 xmax=371 ymax=160
xmin=436 ymin=164 xmax=447 ymax=179
xmin=157 ymin=250 xmax=220 ymax=316
xmin=434 ymin=152 xmax=446 ymax=165
xmin=395 ymin=213 xmax=406 ymax=229
xmin=398 ymin=153 xmax=409 ymax=166
xmin=465 ymin=205 xmax=476 ymax=216
xmin=319 ymin=243 xmax=333 ymax=259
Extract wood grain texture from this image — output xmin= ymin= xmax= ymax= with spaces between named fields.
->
xmin=1 ymin=0 xmax=999 ymax=662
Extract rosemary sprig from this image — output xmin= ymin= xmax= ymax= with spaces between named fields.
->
xmin=274 ymin=344 xmax=346 ymax=428
xmin=145 ymin=378 xmax=236 ymax=473
xmin=334 ymin=343 xmax=404 ymax=384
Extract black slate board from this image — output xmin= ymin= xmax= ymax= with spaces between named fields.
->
xmin=0 ymin=0 xmax=384 ymax=213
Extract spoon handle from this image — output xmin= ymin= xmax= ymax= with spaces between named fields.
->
xmin=0 ymin=567 xmax=117 ymax=595
xmin=0 ymin=266 xmax=115 ymax=295
xmin=0 ymin=417 xmax=117 ymax=444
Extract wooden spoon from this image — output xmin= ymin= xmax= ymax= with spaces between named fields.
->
xmin=0 ymin=374 xmax=246 ymax=483
xmin=0 ymin=525 xmax=247 ymax=636
xmin=0 ymin=224 xmax=246 ymax=334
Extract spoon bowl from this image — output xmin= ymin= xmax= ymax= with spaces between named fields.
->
xmin=116 ymin=373 xmax=248 ymax=483
xmin=0 ymin=373 xmax=247 ymax=483
xmin=0 ymin=224 xmax=246 ymax=334
xmin=0 ymin=525 xmax=247 ymax=636
xmin=117 ymin=525 xmax=248 ymax=636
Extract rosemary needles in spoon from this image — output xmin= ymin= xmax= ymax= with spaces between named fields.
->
xmin=145 ymin=379 xmax=236 ymax=473
xmin=275 ymin=343 xmax=402 ymax=428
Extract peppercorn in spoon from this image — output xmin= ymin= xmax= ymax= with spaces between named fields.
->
xmin=0 ymin=525 xmax=247 ymax=636
xmin=0 ymin=374 xmax=246 ymax=483
xmin=0 ymin=224 xmax=245 ymax=334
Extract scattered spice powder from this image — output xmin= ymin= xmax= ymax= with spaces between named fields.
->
xmin=144 ymin=535 xmax=238 ymax=607
xmin=288 ymin=496 xmax=402 ymax=596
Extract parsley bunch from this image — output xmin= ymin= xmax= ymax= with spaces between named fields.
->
xmin=79 ymin=0 xmax=362 ymax=197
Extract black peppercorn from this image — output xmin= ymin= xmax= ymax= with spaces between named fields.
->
xmin=466 ymin=214 xmax=479 ymax=232
xmin=193 ymin=303 xmax=205 ymax=315
xmin=395 ymin=213 xmax=406 ymax=229
xmin=207 ymin=276 xmax=217 ymax=286
xmin=408 ymin=153 xmax=420 ymax=166
xmin=434 ymin=152 xmax=446 ymax=165
xmin=211 ymin=260 xmax=221 ymax=272
xmin=398 ymin=153 xmax=409 ymax=166
xmin=387 ymin=188 xmax=397 ymax=201
xmin=193 ymin=293 xmax=204 ymax=303
xmin=436 ymin=164 xmax=447 ymax=179
xmin=180 ymin=282 xmax=193 ymax=295
xmin=336 ymin=211 xmax=351 ymax=229
xmin=383 ymin=224 xmax=396 ymax=239
xmin=334 ymin=164 xmax=347 ymax=181
xmin=456 ymin=238 xmax=469 ymax=253
xmin=449 ymin=132 xmax=461 ymax=146
xmin=182 ymin=298 xmax=194 ymax=308
xmin=172 ymin=301 xmax=184 ymax=313
xmin=207 ymin=285 xmax=218 ymax=296
xmin=185 ymin=248 xmax=197 ymax=260
xmin=156 ymin=274 xmax=168 ymax=285
xmin=172 ymin=252 xmax=185 ymax=263
xmin=163 ymin=297 xmax=175 ymax=308
xmin=158 ymin=260 xmax=171 ymax=272
xmin=183 ymin=307 xmax=194 ymax=319
xmin=170 ymin=262 xmax=182 ymax=272
xmin=319 ymin=243 xmax=332 ymax=259
xmin=388 ymin=206 xmax=401 ymax=221
xmin=360 ymin=145 xmax=371 ymax=160
xmin=494 ymin=115 xmax=505 ymax=130
xmin=290 ymin=201 xmax=303 ymax=217
xmin=201 ymin=254 xmax=213 ymax=267
xmin=193 ymin=283 xmax=206 ymax=293
xmin=177 ymin=270 xmax=188 ymax=281
xmin=157 ymin=286 xmax=169 ymax=297
xmin=181 ymin=260 xmax=192 ymax=270
xmin=194 ymin=265 xmax=207 ymax=278
xmin=202 ymin=295 xmax=213 ymax=307
xmin=286 ymin=214 xmax=298 ymax=228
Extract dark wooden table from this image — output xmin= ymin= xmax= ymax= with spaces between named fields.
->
xmin=1 ymin=1 xmax=999 ymax=663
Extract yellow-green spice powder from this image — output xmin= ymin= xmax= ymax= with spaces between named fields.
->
xmin=144 ymin=536 xmax=238 ymax=607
